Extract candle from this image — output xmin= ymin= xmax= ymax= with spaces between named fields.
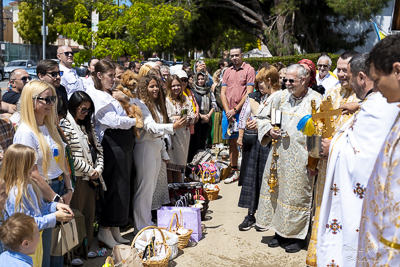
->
xmin=271 ymin=108 xmax=276 ymax=125
xmin=276 ymin=109 xmax=281 ymax=125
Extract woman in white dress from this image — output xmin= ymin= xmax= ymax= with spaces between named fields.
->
xmin=86 ymin=59 xmax=137 ymax=248
xmin=165 ymin=75 xmax=195 ymax=183
xmin=133 ymin=75 xmax=186 ymax=232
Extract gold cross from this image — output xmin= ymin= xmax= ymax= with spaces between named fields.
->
xmin=311 ymin=96 xmax=342 ymax=138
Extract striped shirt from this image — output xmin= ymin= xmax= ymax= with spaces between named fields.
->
xmin=59 ymin=118 xmax=104 ymax=178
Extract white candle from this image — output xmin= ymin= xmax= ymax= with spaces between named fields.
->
xmin=276 ymin=109 xmax=281 ymax=125
xmin=271 ymin=108 xmax=276 ymax=125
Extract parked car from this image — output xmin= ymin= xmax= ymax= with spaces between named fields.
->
xmin=25 ymin=67 xmax=38 ymax=80
xmin=4 ymin=60 xmax=37 ymax=79
xmin=74 ymin=65 xmax=88 ymax=77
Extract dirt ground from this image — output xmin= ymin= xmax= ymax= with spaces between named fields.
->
xmin=79 ymin=181 xmax=306 ymax=267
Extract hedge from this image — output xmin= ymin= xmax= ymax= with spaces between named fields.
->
xmin=191 ymin=53 xmax=340 ymax=73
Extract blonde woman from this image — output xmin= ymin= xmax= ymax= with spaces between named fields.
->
xmin=138 ymin=64 xmax=152 ymax=79
xmin=165 ymin=75 xmax=195 ymax=182
xmin=3 ymin=144 xmax=73 ymax=266
xmin=13 ymin=80 xmax=73 ymax=266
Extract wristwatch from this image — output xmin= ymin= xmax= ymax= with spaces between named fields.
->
xmin=53 ymin=194 xmax=61 ymax=202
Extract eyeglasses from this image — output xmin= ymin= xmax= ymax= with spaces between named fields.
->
xmin=78 ymin=106 xmax=91 ymax=114
xmin=34 ymin=96 xmax=57 ymax=105
xmin=180 ymin=78 xmax=188 ymax=82
xmin=317 ymin=64 xmax=329 ymax=68
xmin=283 ymin=78 xmax=298 ymax=84
xmin=11 ymin=76 xmax=30 ymax=83
xmin=46 ymin=71 xmax=63 ymax=78
xmin=60 ymin=51 xmax=74 ymax=56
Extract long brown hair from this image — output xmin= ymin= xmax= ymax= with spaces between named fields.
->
xmin=93 ymin=59 xmax=115 ymax=91
xmin=138 ymin=75 xmax=168 ymax=123
xmin=166 ymin=75 xmax=186 ymax=105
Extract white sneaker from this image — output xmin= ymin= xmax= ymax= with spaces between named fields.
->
xmin=71 ymin=258 xmax=83 ymax=266
xmin=87 ymin=251 xmax=97 ymax=259
xmin=224 ymin=171 xmax=239 ymax=184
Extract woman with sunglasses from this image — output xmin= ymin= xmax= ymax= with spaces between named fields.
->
xmin=59 ymin=91 xmax=104 ymax=262
xmin=86 ymin=59 xmax=136 ymax=248
xmin=13 ymin=80 xmax=73 ymax=267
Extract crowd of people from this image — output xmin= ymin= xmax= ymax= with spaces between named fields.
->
xmin=0 ymin=33 xmax=398 ymax=266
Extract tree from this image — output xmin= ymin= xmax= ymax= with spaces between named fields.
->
xmin=15 ymin=0 xmax=84 ymax=45
xmin=162 ymin=0 xmax=390 ymax=56
xmin=57 ymin=0 xmax=191 ymax=64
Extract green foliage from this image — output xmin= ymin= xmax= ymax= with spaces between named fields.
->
xmin=57 ymin=0 xmax=190 ymax=64
xmin=326 ymin=0 xmax=389 ymax=20
xmin=15 ymin=0 xmax=83 ymax=45
xmin=191 ymin=53 xmax=340 ymax=74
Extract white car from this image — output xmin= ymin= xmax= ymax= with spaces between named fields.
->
xmin=4 ymin=60 xmax=37 ymax=79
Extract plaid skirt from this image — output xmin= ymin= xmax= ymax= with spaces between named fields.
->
xmin=238 ymin=140 xmax=271 ymax=213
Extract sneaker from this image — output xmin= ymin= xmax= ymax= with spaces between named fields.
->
xmin=88 ymin=251 xmax=97 ymax=259
xmin=224 ymin=170 xmax=239 ymax=184
xmin=71 ymin=258 xmax=84 ymax=266
xmin=255 ymin=225 xmax=268 ymax=232
xmin=238 ymin=215 xmax=256 ymax=231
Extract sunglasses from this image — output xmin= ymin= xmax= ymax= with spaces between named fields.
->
xmin=34 ymin=96 xmax=57 ymax=105
xmin=317 ymin=64 xmax=329 ymax=68
xmin=61 ymin=51 xmax=74 ymax=56
xmin=12 ymin=76 xmax=30 ymax=83
xmin=46 ymin=71 xmax=63 ymax=78
xmin=283 ymin=78 xmax=297 ymax=84
xmin=79 ymin=107 xmax=92 ymax=114
xmin=180 ymin=78 xmax=188 ymax=82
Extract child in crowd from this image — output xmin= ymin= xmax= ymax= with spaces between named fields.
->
xmin=2 ymin=144 xmax=74 ymax=266
xmin=0 ymin=213 xmax=41 ymax=266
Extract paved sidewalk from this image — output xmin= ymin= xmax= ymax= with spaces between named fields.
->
xmin=77 ymin=181 xmax=306 ymax=267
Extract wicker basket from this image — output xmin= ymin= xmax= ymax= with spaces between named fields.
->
xmin=204 ymin=188 xmax=220 ymax=201
xmin=103 ymin=256 xmax=114 ymax=267
xmin=132 ymin=226 xmax=172 ymax=267
xmin=167 ymin=212 xmax=193 ymax=249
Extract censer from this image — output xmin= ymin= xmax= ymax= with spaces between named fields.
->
xmin=268 ymin=108 xmax=281 ymax=193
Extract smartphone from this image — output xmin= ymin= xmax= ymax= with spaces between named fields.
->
xmin=181 ymin=109 xmax=188 ymax=119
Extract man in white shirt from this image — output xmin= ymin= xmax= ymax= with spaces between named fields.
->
xmin=316 ymin=55 xmax=339 ymax=91
xmin=57 ymin=45 xmax=84 ymax=99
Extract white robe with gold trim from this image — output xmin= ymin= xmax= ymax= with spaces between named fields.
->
xmin=317 ymin=92 xmax=399 ymax=267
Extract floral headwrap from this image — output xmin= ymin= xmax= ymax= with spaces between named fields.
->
xmin=298 ymin=59 xmax=316 ymax=87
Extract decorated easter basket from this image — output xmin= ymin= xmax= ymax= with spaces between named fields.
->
xmin=132 ymin=226 xmax=171 ymax=267
xmin=167 ymin=212 xmax=193 ymax=249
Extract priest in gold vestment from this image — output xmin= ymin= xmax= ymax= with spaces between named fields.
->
xmin=256 ymin=64 xmax=322 ymax=253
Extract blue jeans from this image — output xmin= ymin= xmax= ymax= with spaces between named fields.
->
xmin=42 ymin=178 xmax=65 ymax=267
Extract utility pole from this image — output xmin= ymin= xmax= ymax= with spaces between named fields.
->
xmin=42 ymin=0 xmax=46 ymax=59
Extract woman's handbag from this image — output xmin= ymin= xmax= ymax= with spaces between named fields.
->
xmin=51 ymin=218 xmax=79 ymax=256
xmin=242 ymin=129 xmax=258 ymax=146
